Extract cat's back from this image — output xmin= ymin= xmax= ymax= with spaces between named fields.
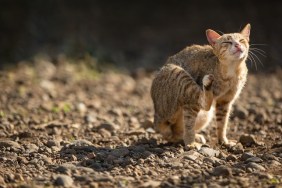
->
xmin=167 ymin=45 xmax=216 ymax=67
xmin=165 ymin=44 xmax=217 ymax=80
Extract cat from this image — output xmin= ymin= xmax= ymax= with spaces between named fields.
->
xmin=151 ymin=24 xmax=250 ymax=149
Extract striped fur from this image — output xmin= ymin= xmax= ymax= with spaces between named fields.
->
xmin=151 ymin=24 xmax=251 ymax=148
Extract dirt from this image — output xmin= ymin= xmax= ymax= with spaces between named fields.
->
xmin=0 ymin=58 xmax=282 ymax=188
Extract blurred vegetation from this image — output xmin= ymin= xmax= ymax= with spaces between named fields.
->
xmin=0 ymin=1 xmax=282 ymax=71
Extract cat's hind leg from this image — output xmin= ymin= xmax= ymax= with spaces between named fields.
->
xmin=183 ymin=104 xmax=201 ymax=150
xmin=169 ymin=107 xmax=184 ymax=143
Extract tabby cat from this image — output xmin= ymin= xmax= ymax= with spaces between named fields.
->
xmin=151 ymin=24 xmax=251 ymax=149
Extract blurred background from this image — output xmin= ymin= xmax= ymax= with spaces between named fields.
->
xmin=1 ymin=0 xmax=281 ymax=71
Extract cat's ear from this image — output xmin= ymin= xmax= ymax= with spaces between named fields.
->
xmin=206 ymin=29 xmax=221 ymax=46
xmin=241 ymin=23 xmax=251 ymax=42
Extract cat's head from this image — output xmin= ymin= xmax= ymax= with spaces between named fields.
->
xmin=206 ymin=24 xmax=251 ymax=62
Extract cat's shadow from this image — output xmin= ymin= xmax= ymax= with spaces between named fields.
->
xmin=59 ymin=137 xmax=180 ymax=172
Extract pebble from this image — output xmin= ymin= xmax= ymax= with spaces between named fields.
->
xmin=17 ymin=156 xmax=29 ymax=164
xmin=183 ymin=150 xmax=201 ymax=161
xmin=76 ymin=102 xmax=87 ymax=113
xmin=245 ymin=157 xmax=263 ymax=163
xmin=226 ymin=154 xmax=237 ymax=162
xmin=54 ymin=174 xmax=74 ymax=187
xmin=199 ymin=147 xmax=220 ymax=157
xmin=141 ymin=180 xmax=161 ymax=188
xmin=25 ymin=143 xmax=39 ymax=153
xmin=240 ymin=152 xmax=254 ymax=161
xmin=234 ymin=106 xmax=248 ymax=119
xmin=111 ymin=148 xmax=130 ymax=158
xmin=246 ymin=162 xmax=266 ymax=171
xmin=98 ymin=123 xmax=119 ymax=132
xmin=262 ymin=153 xmax=278 ymax=161
xmin=254 ymin=172 xmax=273 ymax=179
xmin=71 ymin=139 xmax=93 ymax=146
xmin=85 ymin=113 xmax=96 ymax=123
xmin=55 ymin=165 xmax=72 ymax=175
xmin=239 ymin=134 xmax=262 ymax=147
xmin=212 ymin=165 xmax=232 ymax=177
xmin=145 ymin=127 xmax=155 ymax=133
xmin=268 ymin=160 xmax=281 ymax=168
xmin=203 ymin=157 xmax=222 ymax=166
xmin=271 ymin=141 xmax=282 ymax=148
xmin=98 ymin=128 xmax=112 ymax=137
xmin=46 ymin=139 xmax=60 ymax=148
xmin=0 ymin=140 xmax=21 ymax=149
xmin=231 ymin=143 xmax=244 ymax=154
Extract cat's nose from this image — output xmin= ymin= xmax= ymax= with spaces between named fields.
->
xmin=234 ymin=43 xmax=241 ymax=48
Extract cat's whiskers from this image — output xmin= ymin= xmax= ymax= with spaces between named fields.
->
xmin=247 ymin=52 xmax=257 ymax=70
xmin=247 ymin=54 xmax=254 ymax=67
xmin=250 ymin=48 xmax=266 ymax=57
xmin=246 ymin=44 xmax=266 ymax=70
xmin=248 ymin=51 xmax=264 ymax=69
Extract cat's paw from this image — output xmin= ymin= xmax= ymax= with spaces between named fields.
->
xmin=218 ymin=137 xmax=237 ymax=147
xmin=203 ymin=74 xmax=214 ymax=90
xmin=195 ymin=133 xmax=206 ymax=144
xmin=185 ymin=142 xmax=202 ymax=151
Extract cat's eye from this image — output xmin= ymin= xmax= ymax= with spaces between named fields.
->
xmin=222 ymin=41 xmax=232 ymax=45
xmin=239 ymin=39 xmax=245 ymax=43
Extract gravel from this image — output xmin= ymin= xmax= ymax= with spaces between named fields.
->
xmin=0 ymin=62 xmax=281 ymax=187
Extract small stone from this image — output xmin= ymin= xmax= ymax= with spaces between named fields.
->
xmin=77 ymin=102 xmax=87 ymax=113
xmin=245 ymin=157 xmax=263 ymax=163
xmin=239 ymin=134 xmax=262 ymax=147
xmin=42 ymin=155 xmax=53 ymax=164
xmin=85 ymin=113 xmax=96 ymax=123
xmin=98 ymin=128 xmax=112 ymax=137
xmin=168 ymin=175 xmax=180 ymax=184
xmin=55 ymin=166 xmax=72 ymax=175
xmin=6 ymin=173 xmax=15 ymax=182
xmin=271 ymin=141 xmax=282 ymax=148
xmin=71 ymin=139 xmax=93 ymax=146
xmin=149 ymin=147 xmax=164 ymax=155
xmin=203 ymin=157 xmax=222 ymax=166
xmin=111 ymin=148 xmax=130 ymax=158
xmin=54 ymin=174 xmax=73 ymax=187
xmin=46 ymin=139 xmax=60 ymax=148
xmin=0 ymin=140 xmax=21 ymax=149
xmin=183 ymin=150 xmax=201 ymax=161
xmin=240 ymin=152 xmax=254 ymax=161
xmin=141 ymin=119 xmax=154 ymax=129
xmin=261 ymin=153 xmax=278 ymax=161
xmin=234 ymin=106 xmax=248 ymax=119
xmin=212 ymin=165 xmax=232 ymax=177
xmin=268 ymin=160 xmax=281 ymax=168
xmin=226 ymin=154 xmax=237 ymax=162
xmin=246 ymin=162 xmax=266 ymax=171
xmin=14 ymin=174 xmax=24 ymax=181
xmin=141 ymin=180 xmax=161 ymax=188
xmin=254 ymin=172 xmax=273 ymax=179
xmin=231 ymin=143 xmax=244 ymax=154
xmin=98 ymin=123 xmax=119 ymax=132
xmin=146 ymin=127 xmax=155 ymax=133
xmin=199 ymin=147 xmax=220 ymax=157
xmin=17 ymin=156 xmax=29 ymax=164
xmin=25 ymin=143 xmax=39 ymax=153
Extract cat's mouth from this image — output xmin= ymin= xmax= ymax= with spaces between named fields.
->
xmin=233 ymin=48 xmax=243 ymax=55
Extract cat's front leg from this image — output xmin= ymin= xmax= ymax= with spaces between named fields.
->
xmin=215 ymin=100 xmax=234 ymax=145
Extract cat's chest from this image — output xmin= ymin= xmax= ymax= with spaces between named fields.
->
xmin=213 ymin=75 xmax=245 ymax=98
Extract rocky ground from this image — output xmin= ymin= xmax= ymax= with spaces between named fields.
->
xmin=0 ymin=58 xmax=282 ymax=188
